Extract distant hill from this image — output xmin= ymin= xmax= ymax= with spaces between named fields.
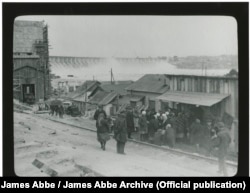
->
xmin=168 ymin=55 xmax=238 ymax=69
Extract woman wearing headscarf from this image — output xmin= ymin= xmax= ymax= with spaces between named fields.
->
xmin=165 ymin=124 xmax=176 ymax=148
xmin=96 ymin=113 xmax=110 ymax=150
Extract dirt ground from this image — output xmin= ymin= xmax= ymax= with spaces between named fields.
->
xmin=14 ymin=111 xmax=237 ymax=177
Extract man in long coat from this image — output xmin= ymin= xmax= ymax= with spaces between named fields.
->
xmin=126 ymin=107 xmax=134 ymax=139
xmin=189 ymin=119 xmax=204 ymax=152
xmin=148 ymin=113 xmax=159 ymax=143
xmin=211 ymin=122 xmax=231 ymax=176
xmin=114 ymin=111 xmax=128 ymax=154
xmin=138 ymin=111 xmax=148 ymax=141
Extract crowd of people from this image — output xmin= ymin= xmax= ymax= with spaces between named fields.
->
xmin=93 ymin=105 xmax=232 ymax=176
xmin=49 ymin=105 xmax=65 ymax=118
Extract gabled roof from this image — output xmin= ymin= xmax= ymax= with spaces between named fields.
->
xmin=66 ymin=80 xmax=101 ymax=99
xmin=125 ymin=74 xmax=170 ymax=94
xmin=89 ymin=91 xmax=118 ymax=105
xmin=13 ymin=65 xmax=44 ymax=73
xmin=100 ymin=83 xmax=132 ymax=96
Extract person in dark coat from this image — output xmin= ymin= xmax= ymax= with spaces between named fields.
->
xmin=160 ymin=114 xmax=168 ymax=145
xmin=165 ymin=124 xmax=176 ymax=148
xmin=126 ymin=107 xmax=134 ymax=139
xmin=211 ymin=122 xmax=231 ymax=176
xmin=96 ymin=113 xmax=110 ymax=150
xmin=94 ymin=105 xmax=107 ymax=127
xmin=175 ymin=113 xmax=185 ymax=143
xmin=189 ymin=119 xmax=204 ymax=152
xmin=138 ymin=111 xmax=148 ymax=141
xmin=202 ymin=120 xmax=214 ymax=154
xmin=148 ymin=113 xmax=159 ymax=143
xmin=114 ymin=111 xmax=128 ymax=154
xmin=133 ymin=108 xmax=140 ymax=132
xmin=58 ymin=105 xmax=64 ymax=118
xmin=94 ymin=105 xmax=107 ymax=120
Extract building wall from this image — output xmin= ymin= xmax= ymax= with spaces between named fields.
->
xmin=166 ymin=75 xmax=238 ymax=119
xmin=128 ymin=90 xmax=162 ymax=106
xmin=14 ymin=20 xmax=44 ymax=53
xmin=13 ymin=20 xmax=51 ymax=101
xmin=14 ymin=67 xmax=45 ymax=102
xmin=165 ymin=75 xmax=238 ymax=153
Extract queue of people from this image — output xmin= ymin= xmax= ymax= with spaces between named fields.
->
xmin=93 ymin=105 xmax=232 ymax=176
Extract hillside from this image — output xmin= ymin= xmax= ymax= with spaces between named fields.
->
xmin=168 ymin=55 xmax=238 ymax=69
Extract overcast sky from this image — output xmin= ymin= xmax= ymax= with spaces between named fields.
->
xmin=16 ymin=16 xmax=237 ymax=57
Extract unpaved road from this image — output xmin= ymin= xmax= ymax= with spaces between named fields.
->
xmin=14 ymin=112 xmax=237 ymax=177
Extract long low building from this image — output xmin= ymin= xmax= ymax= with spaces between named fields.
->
xmin=125 ymin=73 xmax=238 ymax=152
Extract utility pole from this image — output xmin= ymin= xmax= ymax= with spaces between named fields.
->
xmin=85 ymin=81 xmax=88 ymax=115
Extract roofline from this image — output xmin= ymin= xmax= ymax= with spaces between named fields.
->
xmin=14 ymin=65 xmax=44 ymax=73
xmin=164 ymin=74 xmax=238 ymax=80
xmin=125 ymin=88 xmax=168 ymax=94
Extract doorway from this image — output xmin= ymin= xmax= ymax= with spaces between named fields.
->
xmin=22 ymin=84 xmax=35 ymax=104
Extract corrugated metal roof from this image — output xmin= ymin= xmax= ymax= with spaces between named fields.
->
xmin=156 ymin=91 xmax=230 ymax=107
xmin=125 ymin=74 xmax=169 ymax=93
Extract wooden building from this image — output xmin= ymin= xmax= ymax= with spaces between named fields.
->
xmin=155 ymin=74 xmax=238 ymax=152
xmin=13 ymin=20 xmax=51 ymax=103
xmin=66 ymin=81 xmax=102 ymax=113
xmin=125 ymin=74 xmax=170 ymax=110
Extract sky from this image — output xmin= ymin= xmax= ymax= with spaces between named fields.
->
xmin=16 ymin=15 xmax=238 ymax=58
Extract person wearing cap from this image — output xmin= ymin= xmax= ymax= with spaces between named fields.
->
xmin=211 ymin=122 xmax=231 ymax=176
xmin=138 ymin=111 xmax=148 ymax=141
xmin=114 ymin=111 xmax=128 ymax=154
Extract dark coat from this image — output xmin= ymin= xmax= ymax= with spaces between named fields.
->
xmin=139 ymin=115 xmax=148 ymax=134
xmin=114 ymin=115 xmax=127 ymax=143
xmin=190 ymin=122 xmax=204 ymax=145
xmin=165 ymin=126 xmax=176 ymax=147
xmin=153 ymin=130 xmax=163 ymax=146
xmin=214 ymin=129 xmax=231 ymax=158
xmin=96 ymin=118 xmax=110 ymax=142
xmin=126 ymin=111 xmax=135 ymax=133
xmin=148 ymin=118 xmax=159 ymax=138
xmin=94 ymin=109 xmax=107 ymax=120
xmin=94 ymin=109 xmax=107 ymax=127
